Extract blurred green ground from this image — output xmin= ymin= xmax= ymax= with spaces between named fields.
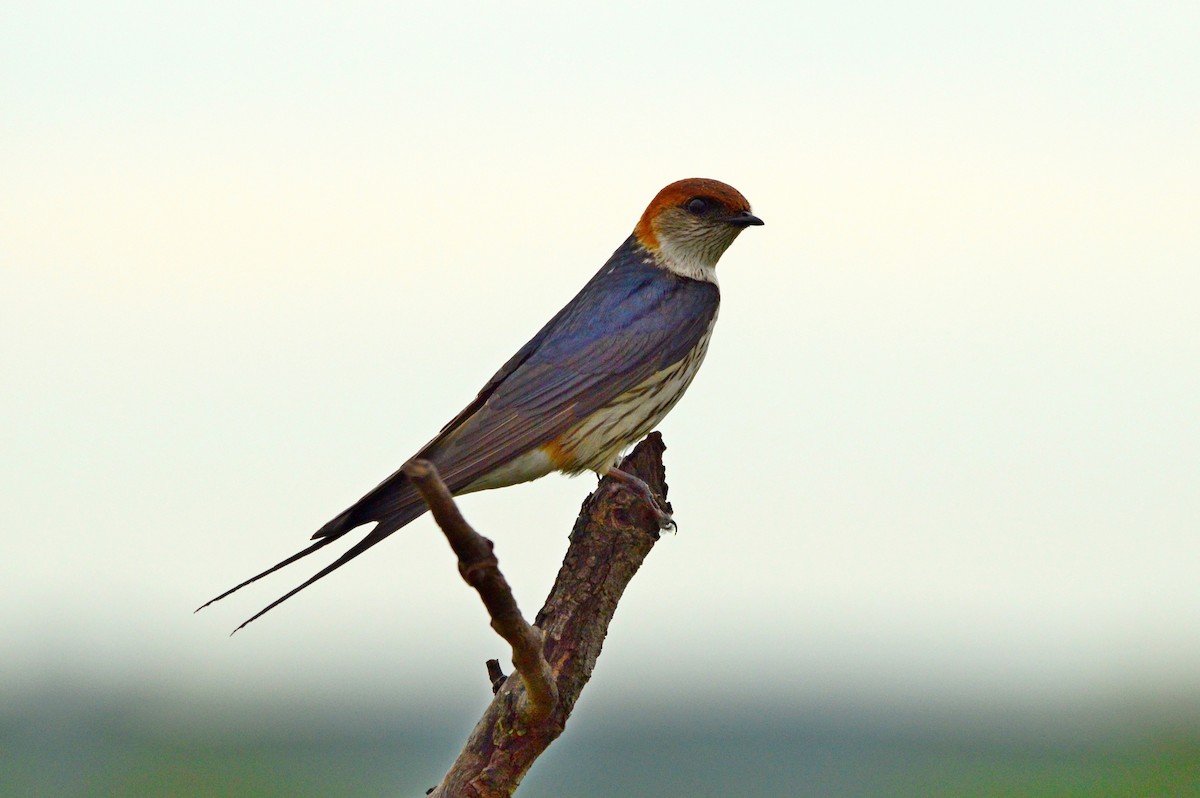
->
xmin=4 ymin=694 xmax=1198 ymax=797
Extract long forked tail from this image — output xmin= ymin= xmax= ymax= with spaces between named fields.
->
xmin=227 ymin=522 xmax=398 ymax=633
xmin=195 ymin=497 xmax=429 ymax=633
xmin=194 ymin=534 xmax=344 ymax=613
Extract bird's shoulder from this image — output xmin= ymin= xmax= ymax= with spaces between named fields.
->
xmin=529 ymin=237 xmax=720 ymax=358
xmin=430 ymin=237 xmax=718 ymax=441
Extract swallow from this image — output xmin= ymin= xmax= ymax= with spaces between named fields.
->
xmin=200 ymin=177 xmax=762 ymax=630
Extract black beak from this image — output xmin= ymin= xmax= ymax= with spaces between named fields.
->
xmin=726 ymin=210 xmax=764 ymax=227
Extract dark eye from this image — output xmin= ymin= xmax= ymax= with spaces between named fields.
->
xmin=686 ymin=197 xmax=710 ymax=215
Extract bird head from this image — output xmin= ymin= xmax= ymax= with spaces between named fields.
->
xmin=634 ymin=178 xmax=763 ymax=282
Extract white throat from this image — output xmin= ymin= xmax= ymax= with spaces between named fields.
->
xmin=654 ymin=238 xmax=721 ymax=284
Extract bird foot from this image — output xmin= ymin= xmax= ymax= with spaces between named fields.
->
xmin=605 ymin=467 xmax=676 ymax=532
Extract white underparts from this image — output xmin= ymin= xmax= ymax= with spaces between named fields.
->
xmin=548 ymin=316 xmax=717 ymax=475
xmin=459 ymin=446 xmax=554 ymax=494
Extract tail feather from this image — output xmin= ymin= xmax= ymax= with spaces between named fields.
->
xmin=194 ymin=534 xmax=343 ymax=613
xmin=311 ymin=507 xmax=355 ymax=540
xmin=228 ymin=521 xmax=400 ymax=634
xmin=200 ymin=455 xmax=472 ymax=630
xmin=197 ymin=484 xmax=431 ymax=630
xmin=310 ymin=464 xmax=420 ymax=540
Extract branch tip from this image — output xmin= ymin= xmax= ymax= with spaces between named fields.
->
xmin=402 ymin=457 xmax=433 ymax=481
xmin=486 ymin=659 xmax=508 ymax=693
xmin=407 ymin=460 xmax=557 ymax=724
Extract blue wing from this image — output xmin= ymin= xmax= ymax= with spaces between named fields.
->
xmin=320 ymin=235 xmax=718 ymax=534
xmin=410 ymin=236 xmax=719 ymax=488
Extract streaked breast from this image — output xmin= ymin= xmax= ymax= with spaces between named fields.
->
xmin=548 ymin=321 xmax=716 ymax=475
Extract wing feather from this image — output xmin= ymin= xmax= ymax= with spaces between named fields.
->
xmin=424 ymin=253 xmax=719 ymax=487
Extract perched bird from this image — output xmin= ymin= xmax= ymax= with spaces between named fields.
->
xmin=200 ymin=178 xmax=762 ymax=630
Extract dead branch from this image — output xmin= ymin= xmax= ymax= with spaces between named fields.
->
xmin=418 ymin=433 xmax=671 ymax=798
xmin=403 ymin=459 xmax=558 ymax=722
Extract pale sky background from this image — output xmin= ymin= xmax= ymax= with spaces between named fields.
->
xmin=2 ymin=0 xmax=1198 ymax=733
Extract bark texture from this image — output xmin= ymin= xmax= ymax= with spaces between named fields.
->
xmin=427 ymin=432 xmax=670 ymax=797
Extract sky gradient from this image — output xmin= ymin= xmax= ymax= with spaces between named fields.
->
xmin=3 ymin=1 xmax=1198 ymax=751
